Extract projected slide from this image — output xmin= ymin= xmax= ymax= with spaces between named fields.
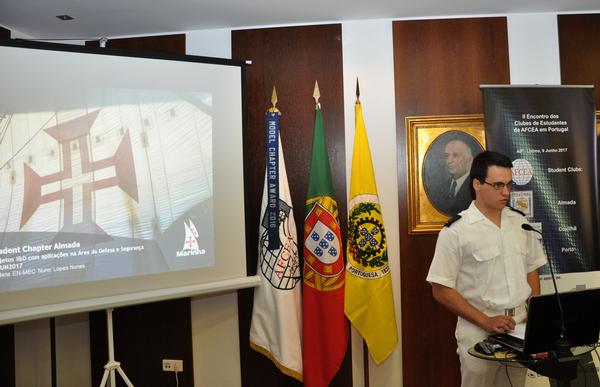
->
xmin=0 ymin=89 xmax=215 ymax=292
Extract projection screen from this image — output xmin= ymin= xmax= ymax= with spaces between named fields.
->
xmin=0 ymin=40 xmax=257 ymax=324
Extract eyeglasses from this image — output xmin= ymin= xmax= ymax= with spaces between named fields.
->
xmin=483 ymin=180 xmax=514 ymax=191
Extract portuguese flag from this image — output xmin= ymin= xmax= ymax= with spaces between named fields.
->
xmin=302 ymin=103 xmax=349 ymax=387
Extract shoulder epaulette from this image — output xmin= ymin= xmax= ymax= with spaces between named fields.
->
xmin=444 ymin=214 xmax=462 ymax=227
xmin=508 ymin=206 xmax=526 ymax=217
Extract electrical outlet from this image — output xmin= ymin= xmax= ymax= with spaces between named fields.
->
xmin=162 ymin=359 xmax=183 ymax=372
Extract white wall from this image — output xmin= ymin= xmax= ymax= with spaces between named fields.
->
xmin=55 ymin=314 xmax=92 ymax=387
xmin=191 ymin=293 xmax=241 ymax=387
xmin=15 ymin=319 xmax=51 ymax=387
xmin=507 ymin=13 xmax=561 ymax=85
xmin=14 ymin=314 xmax=92 ymax=387
xmin=186 ymin=29 xmax=231 ymax=58
xmin=341 ymin=19 xmax=403 ymax=387
xmin=184 ymin=28 xmax=244 ymax=387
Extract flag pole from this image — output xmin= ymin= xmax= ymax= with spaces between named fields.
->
xmin=356 ymin=76 xmax=371 ymax=387
xmin=266 ymin=85 xmax=281 ymax=250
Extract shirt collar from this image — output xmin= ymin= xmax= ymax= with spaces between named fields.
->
xmin=465 ymin=202 xmax=485 ymax=224
xmin=466 ymin=202 xmax=514 ymax=225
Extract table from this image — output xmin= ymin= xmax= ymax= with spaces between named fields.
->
xmin=468 ymin=345 xmax=597 ymax=387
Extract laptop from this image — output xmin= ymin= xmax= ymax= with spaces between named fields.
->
xmin=489 ymin=288 xmax=600 ymax=355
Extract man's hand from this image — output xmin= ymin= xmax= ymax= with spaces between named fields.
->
xmin=431 ymin=283 xmax=518 ymax=334
xmin=480 ymin=315 xmax=516 ymax=334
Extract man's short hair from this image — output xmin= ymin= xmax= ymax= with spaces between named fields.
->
xmin=468 ymin=151 xmax=513 ymax=199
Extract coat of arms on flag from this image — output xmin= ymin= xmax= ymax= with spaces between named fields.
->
xmin=303 ymin=197 xmax=344 ymax=290
xmin=347 ymin=201 xmax=390 ymax=279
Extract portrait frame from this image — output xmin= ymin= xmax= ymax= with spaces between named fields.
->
xmin=406 ymin=114 xmax=486 ymax=234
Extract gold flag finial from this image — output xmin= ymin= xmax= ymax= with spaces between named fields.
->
xmin=269 ymin=85 xmax=279 ymax=113
xmin=313 ymin=80 xmax=321 ymax=109
xmin=356 ymin=78 xmax=360 ymax=103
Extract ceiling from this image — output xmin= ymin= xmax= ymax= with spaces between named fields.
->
xmin=0 ymin=0 xmax=599 ymax=40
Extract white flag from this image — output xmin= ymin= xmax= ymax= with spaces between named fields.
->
xmin=249 ymin=135 xmax=303 ymax=381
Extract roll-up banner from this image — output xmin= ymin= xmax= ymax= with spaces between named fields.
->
xmin=481 ymin=86 xmax=599 ymax=274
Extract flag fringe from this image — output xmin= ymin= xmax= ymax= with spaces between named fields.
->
xmin=249 ymin=341 xmax=303 ymax=382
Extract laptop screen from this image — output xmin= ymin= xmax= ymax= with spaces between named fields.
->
xmin=523 ymin=288 xmax=600 ymax=354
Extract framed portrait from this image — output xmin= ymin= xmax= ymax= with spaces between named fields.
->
xmin=406 ymin=114 xmax=486 ymax=234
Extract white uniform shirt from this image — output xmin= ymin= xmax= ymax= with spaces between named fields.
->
xmin=427 ymin=202 xmax=547 ymax=313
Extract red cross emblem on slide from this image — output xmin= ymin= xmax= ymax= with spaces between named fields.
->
xmin=186 ymin=236 xmax=196 ymax=248
xmin=20 ymin=110 xmax=139 ymax=234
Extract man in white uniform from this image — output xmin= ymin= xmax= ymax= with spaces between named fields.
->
xmin=427 ymin=151 xmax=547 ymax=387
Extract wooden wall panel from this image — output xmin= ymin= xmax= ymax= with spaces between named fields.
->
xmin=559 ymin=14 xmax=600 ymax=108
xmin=232 ymin=24 xmax=349 ymax=387
xmin=393 ymin=17 xmax=510 ymax=387
xmin=87 ymin=35 xmax=194 ymax=387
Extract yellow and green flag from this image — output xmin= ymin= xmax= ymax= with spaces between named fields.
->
xmin=344 ymin=99 xmax=398 ymax=364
